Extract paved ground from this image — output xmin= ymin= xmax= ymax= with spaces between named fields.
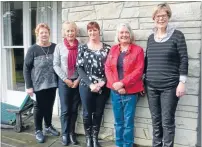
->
xmin=1 ymin=115 xmax=145 ymax=147
xmin=1 ymin=115 xmax=116 ymax=147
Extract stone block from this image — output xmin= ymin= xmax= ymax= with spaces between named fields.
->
xmin=91 ymin=1 xmax=109 ymax=5
xmin=94 ymin=2 xmax=123 ymax=19
xmin=104 ymin=122 xmax=114 ymax=128
xmin=139 ymin=1 xmax=178 ymax=6
xmin=186 ymin=40 xmax=201 ymax=59
xmin=175 ymin=128 xmax=197 ymax=146
xmin=103 ymin=31 xmax=115 ymax=42
xmin=175 ymin=117 xmax=197 ymax=130
xmin=124 ymin=2 xmax=139 ymax=7
xmin=121 ymin=7 xmax=139 ymax=18
xmin=68 ymin=11 xmax=96 ymax=22
xmin=135 ymin=117 xmax=152 ymax=124
xmin=184 ymin=33 xmax=201 ymax=40
xmin=178 ymin=95 xmax=198 ymax=106
xmin=136 ymin=96 xmax=149 ymax=107
xmin=103 ymin=19 xmax=139 ymax=31
xmin=135 ymin=122 xmax=149 ymax=129
xmin=135 ymin=41 xmax=147 ymax=51
xmin=186 ymin=77 xmax=199 ymax=95
xmin=188 ymin=60 xmax=200 ymax=77
xmin=62 ymin=9 xmax=69 ymax=22
xmin=75 ymin=123 xmax=84 ymax=134
xmin=139 ymin=18 xmax=153 ymax=23
xmin=136 ymin=107 xmax=151 ymax=118
xmin=103 ymin=109 xmax=114 ymax=123
xmin=170 ymin=2 xmax=201 ymax=21
xmin=133 ymin=30 xmax=153 ymax=41
xmin=177 ymin=105 xmax=198 ymax=113
xmin=135 ymin=128 xmax=150 ymax=139
xmin=175 ymin=111 xmax=198 ymax=119
xmin=62 ymin=2 xmax=91 ymax=8
xmin=135 ymin=138 xmax=152 ymax=146
xmin=69 ymin=6 xmax=94 ymax=12
xmin=99 ymin=127 xmax=114 ymax=139
xmin=180 ymin=28 xmax=201 ymax=34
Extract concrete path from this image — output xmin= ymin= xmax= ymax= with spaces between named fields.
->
xmin=1 ymin=115 xmax=145 ymax=147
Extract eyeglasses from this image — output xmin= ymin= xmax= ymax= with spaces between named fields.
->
xmin=155 ymin=14 xmax=168 ymax=20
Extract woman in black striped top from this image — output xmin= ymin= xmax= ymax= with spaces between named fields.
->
xmin=144 ymin=3 xmax=188 ymax=147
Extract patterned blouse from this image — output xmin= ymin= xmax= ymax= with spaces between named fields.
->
xmin=76 ymin=43 xmax=111 ymax=87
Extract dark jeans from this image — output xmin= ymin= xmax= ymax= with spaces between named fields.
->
xmin=146 ymin=86 xmax=179 ymax=147
xmin=34 ymin=87 xmax=56 ymax=131
xmin=58 ymin=79 xmax=81 ymax=136
xmin=111 ymin=90 xmax=137 ymax=147
xmin=79 ymin=84 xmax=110 ymax=134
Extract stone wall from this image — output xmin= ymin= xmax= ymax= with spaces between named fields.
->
xmin=61 ymin=1 xmax=201 ymax=146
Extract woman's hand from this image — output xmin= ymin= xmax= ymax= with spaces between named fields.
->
xmin=97 ymin=81 xmax=105 ymax=88
xmin=118 ymin=88 xmax=126 ymax=95
xmin=64 ymin=79 xmax=73 ymax=87
xmin=90 ymin=84 xmax=100 ymax=93
xmin=176 ymin=82 xmax=185 ymax=97
xmin=112 ymin=82 xmax=124 ymax=91
xmin=72 ymin=79 xmax=80 ymax=88
xmin=27 ymin=88 xmax=34 ymax=96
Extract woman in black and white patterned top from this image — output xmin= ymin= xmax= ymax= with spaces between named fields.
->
xmin=76 ymin=21 xmax=110 ymax=147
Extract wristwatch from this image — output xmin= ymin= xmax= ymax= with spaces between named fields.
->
xmin=180 ymin=80 xmax=186 ymax=84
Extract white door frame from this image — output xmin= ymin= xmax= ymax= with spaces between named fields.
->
xmin=0 ymin=1 xmax=2 ymax=101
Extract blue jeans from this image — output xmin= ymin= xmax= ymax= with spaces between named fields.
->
xmin=111 ymin=90 xmax=137 ymax=147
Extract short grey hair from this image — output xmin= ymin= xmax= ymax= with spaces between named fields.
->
xmin=114 ymin=23 xmax=135 ymax=44
xmin=62 ymin=21 xmax=78 ymax=38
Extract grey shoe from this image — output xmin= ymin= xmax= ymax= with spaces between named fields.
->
xmin=45 ymin=125 xmax=60 ymax=136
xmin=35 ymin=130 xmax=45 ymax=143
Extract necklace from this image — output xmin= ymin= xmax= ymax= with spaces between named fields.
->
xmin=40 ymin=46 xmax=49 ymax=59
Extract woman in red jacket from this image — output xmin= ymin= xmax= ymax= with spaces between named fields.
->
xmin=105 ymin=23 xmax=144 ymax=147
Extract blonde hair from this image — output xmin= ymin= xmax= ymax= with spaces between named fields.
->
xmin=62 ymin=21 xmax=78 ymax=38
xmin=114 ymin=23 xmax=135 ymax=44
xmin=152 ymin=3 xmax=172 ymax=20
xmin=35 ymin=23 xmax=50 ymax=37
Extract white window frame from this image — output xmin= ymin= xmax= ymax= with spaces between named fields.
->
xmin=0 ymin=2 xmax=58 ymax=109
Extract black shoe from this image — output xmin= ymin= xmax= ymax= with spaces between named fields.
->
xmin=45 ymin=125 xmax=60 ymax=136
xmin=62 ymin=135 xmax=70 ymax=146
xmin=35 ymin=130 xmax=45 ymax=143
xmin=69 ymin=133 xmax=79 ymax=145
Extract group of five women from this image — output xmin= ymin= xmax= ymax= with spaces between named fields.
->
xmin=23 ymin=3 xmax=188 ymax=147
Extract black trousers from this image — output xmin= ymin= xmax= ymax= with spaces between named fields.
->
xmin=58 ymin=79 xmax=81 ymax=136
xmin=79 ymin=84 xmax=110 ymax=135
xmin=34 ymin=87 xmax=56 ymax=131
xmin=146 ymin=86 xmax=179 ymax=147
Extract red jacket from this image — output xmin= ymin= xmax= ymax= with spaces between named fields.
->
xmin=105 ymin=43 xmax=144 ymax=94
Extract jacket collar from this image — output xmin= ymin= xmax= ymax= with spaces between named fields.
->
xmin=116 ymin=43 xmax=134 ymax=54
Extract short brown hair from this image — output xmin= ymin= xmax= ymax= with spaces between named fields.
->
xmin=152 ymin=3 xmax=172 ymax=20
xmin=35 ymin=23 xmax=50 ymax=36
xmin=87 ymin=21 xmax=100 ymax=31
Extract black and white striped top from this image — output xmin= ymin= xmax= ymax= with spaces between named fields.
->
xmin=145 ymin=30 xmax=188 ymax=89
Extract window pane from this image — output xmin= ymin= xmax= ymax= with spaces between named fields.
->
xmin=6 ymin=48 xmax=25 ymax=91
xmin=3 ymin=2 xmax=23 ymax=46
xmin=31 ymin=2 xmax=53 ymax=44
